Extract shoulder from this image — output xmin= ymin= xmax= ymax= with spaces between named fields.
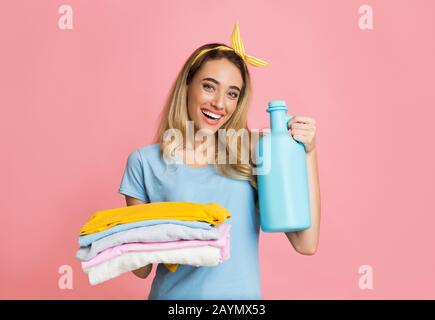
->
xmin=135 ymin=143 xmax=160 ymax=156
xmin=132 ymin=143 xmax=162 ymax=165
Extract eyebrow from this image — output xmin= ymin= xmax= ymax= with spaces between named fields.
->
xmin=202 ymin=77 xmax=241 ymax=92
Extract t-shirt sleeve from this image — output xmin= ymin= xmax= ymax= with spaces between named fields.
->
xmin=118 ymin=149 xmax=150 ymax=202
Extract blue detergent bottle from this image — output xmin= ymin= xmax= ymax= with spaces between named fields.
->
xmin=255 ymin=100 xmax=311 ymax=232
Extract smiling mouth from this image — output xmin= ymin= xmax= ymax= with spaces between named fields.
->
xmin=201 ymin=109 xmax=223 ymax=120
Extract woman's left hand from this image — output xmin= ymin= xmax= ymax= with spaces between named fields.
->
xmin=287 ymin=116 xmax=317 ymax=154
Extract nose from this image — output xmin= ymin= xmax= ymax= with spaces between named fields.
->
xmin=211 ymin=92 xmax=225 ymax=111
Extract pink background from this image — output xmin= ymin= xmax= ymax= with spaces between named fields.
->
xmin=1 ymin=0 xmax=434 ymax=299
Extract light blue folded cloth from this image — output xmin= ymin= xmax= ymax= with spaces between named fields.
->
xmin=78 ymin=219 xmax=212 ymax=247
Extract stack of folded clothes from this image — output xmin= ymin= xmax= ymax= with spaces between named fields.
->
xmin=76 ymin=202 xmax=231 ymax=285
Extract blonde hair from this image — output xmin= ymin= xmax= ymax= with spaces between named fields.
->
xmin=154 ymin=43 xmax=258 ymax=193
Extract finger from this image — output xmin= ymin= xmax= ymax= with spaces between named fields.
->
xmin=287 ymin=117 xmax=298 ymax=126
xmin=292 ymin=116 xmax=316 ymax=125
xmin=292 ymin=134 xmax=307 ymax=143
xmin=289 ymin=122 xmax=315 ymax=130
xmin=290 ymin=129 xmax=310 ymax=136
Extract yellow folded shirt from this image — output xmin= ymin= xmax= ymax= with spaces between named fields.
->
xmin=80 ymin=202 xmax=231 ymax=235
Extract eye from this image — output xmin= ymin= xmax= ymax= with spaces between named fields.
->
xmin=228 ymin=92 xmax=239 ymax=99
xmin=203 ymin=83 xmax=214 ymax=91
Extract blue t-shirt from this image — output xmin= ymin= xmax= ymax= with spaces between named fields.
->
xmin=118 ymin=143 xmax=261 ymax=300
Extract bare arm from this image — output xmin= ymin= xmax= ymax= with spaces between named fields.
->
xmin=125 ymin=195 xmax=153 ymax=279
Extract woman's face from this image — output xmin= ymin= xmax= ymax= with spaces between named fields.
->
xmin=187 ymin=58 xmax=244 ymax=133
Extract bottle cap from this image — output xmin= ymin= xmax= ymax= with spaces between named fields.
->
xmin=267 ymin=100 xmax=288 ymax=112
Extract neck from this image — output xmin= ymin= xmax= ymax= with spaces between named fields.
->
xmin=182 ymin=136 xmax=216 ymax=165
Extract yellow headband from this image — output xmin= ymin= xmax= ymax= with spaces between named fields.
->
xmin=191 ymin=22 xmax=269 ymax=67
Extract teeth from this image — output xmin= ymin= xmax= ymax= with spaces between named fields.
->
xmin=201 ymin=109 xmax=222 ymax=120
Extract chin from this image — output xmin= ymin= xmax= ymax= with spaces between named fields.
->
xmin=198 ymin=124 xmax=219 ymax=134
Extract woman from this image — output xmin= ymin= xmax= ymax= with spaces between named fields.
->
xmin=118 ymin=24 xmax=321 ymax=300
